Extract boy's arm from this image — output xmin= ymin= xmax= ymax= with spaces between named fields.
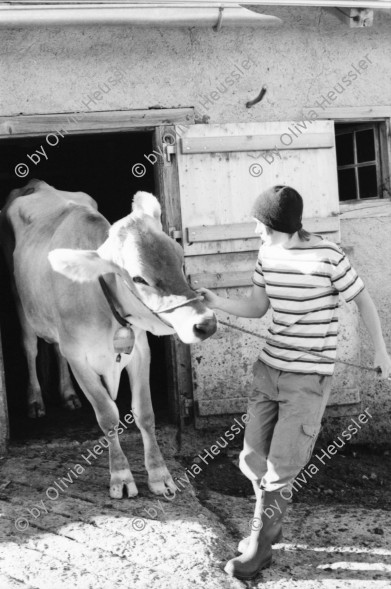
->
xmin=198 ymin=284 xmax=270 ymax=319
xmin=354 ymin=288 xmax=391 ymax=379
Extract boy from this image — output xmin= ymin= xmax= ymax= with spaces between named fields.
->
xmin=198 ymin=185 xmax=391 ymax=580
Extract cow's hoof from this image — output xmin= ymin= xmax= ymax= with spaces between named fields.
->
xmin=28 ymin=402 xmax=46 ymax=418
xmin=110 ymin=482 xmax=138 ymax=499
xmin=110 ymin=472 xmax=138 ymax=499
xmin=148 ymin=470 xmax=177 ymax=496
xmin=62 ymin=394 xmax=82 ymax=410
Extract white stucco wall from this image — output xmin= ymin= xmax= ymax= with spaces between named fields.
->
xmin=324 ymin=212 xmax=391 ymax=445
xmin=2 ymin=8 xmax=391 ymax=121
xmin=1 ymin=6 xmax=391 ymax=442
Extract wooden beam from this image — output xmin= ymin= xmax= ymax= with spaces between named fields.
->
xmin=0 ymin=108 xmax=194 ymax=137
xmin=339 ymin=197 xmax=391 ymax=219
xmin=190 ymin=270 xmax=253 ymax=289
xmin=327 ymin=7 xmax=374 ymax=27
xmin=302 ymin=105 xmax=391 ymax=121
xmin=180 ymin=132 xmax=334 ymax=154
xmin=187 ymin=217 xmax=340 ymax=243
xmin=153 ymin=125 xmax=193 ymax=430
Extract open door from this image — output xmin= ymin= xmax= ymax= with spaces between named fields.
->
xmin=153 ymin=124 xmax=194 ymax=428
xmin=173 ymin=121 xmax=361 ymax=422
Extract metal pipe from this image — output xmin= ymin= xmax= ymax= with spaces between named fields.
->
xmin=0 ymin=5 xmax=282 ymax=27
xmin=9 ymin=1 xmax=391 ymax=9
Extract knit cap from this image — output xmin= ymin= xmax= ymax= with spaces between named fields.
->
xmin=251 ymin=185 xmax=303 ymax=233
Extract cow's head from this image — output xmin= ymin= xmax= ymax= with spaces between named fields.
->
xmin=49 ymin=192 xmax=217 ymax=344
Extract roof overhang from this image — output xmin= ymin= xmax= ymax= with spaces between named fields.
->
xmin=0 ymin=1 xmax=390 ymax=28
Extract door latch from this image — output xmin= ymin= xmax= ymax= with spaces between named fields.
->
xmin=169 ymin=227 xmax=183 ymax=241
xmin=164 ymin=143 xmax=176 ymax=163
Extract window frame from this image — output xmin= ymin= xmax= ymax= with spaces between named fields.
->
xmin=335 ymin=121 xmax=382 ymax=202
xmin=302 ymin=107 xmax=391 ymax=210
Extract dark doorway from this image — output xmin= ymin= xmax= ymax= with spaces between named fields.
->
xmin=0 ymin=130 xmax=171 ymax=442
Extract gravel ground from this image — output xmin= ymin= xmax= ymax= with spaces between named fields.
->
xmin=0 ymin=426 xmax=390 ymax=589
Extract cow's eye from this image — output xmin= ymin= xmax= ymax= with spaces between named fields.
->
xmin=133 ymin=276 xmax=149 ymax=286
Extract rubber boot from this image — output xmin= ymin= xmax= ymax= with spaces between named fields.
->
xmin=224 ymin=489 xmax=289 ymax=580
xmin=238 ymin=482 xmax=284 ymax=553
xmin=237 ymin=528 xmax=283 ymax=554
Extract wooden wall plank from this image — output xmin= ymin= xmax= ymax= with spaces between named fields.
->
xmin=181 ymin=132 xmax=334 ymax=154
xmin=176 ymin=121 xmax=340 ymax=229
xmin=184 ymin=232 xmax=341 ymax=256
xmin=339 ymin=199 xmax=391 ymax=220
xmin=187 ymin=217 xmax=340 ymax=243
xmin=190 ymin=270 xmax=252 ymax=289
xmin=185 ymin=237 xmax=260 ymax=256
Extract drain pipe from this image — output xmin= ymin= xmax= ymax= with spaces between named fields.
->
xmin=0 ymin=4 xmax=283 ymax=28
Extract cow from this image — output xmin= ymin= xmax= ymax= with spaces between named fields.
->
xmin=0 ymin=179 xmax=217 ymax=498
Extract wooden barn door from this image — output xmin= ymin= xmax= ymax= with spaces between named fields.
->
xmin=173 ymin=121 xmax=361 ymax=422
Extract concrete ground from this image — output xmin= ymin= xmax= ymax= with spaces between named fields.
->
xmin=1 ymin=426 xmax=391 ymax=589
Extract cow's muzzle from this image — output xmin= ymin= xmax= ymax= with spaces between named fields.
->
xmin=193 ymin=315 xmax=217 ymax=341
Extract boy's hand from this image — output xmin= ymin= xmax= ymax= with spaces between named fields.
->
xmin=374 ymin=349 xmax=391 ymax=380
xmin=196 ymin=287 xmax=220 ymax=310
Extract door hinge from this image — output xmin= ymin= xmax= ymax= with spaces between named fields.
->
xmin=183 ymin=398 xmax=194 ymax=418
xmin=194 ymin=399 xmax=199 ymax=418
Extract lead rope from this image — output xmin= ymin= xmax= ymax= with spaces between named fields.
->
xmin=99 ymin=275 xmax=382 ymax=374
xmin=218 ymin=319 xmax=380 ymax=374
xmin=121 ymin=278 xmax=203 ymax=313
xmin=100 ymin=275 xmax=204 ymax=325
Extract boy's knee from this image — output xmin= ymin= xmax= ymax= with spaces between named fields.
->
xmin=239 ymin=449 xmax=267 ymax=481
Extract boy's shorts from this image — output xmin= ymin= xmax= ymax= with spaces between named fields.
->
xmin=239 ymin=360 xmax=333 ymax=491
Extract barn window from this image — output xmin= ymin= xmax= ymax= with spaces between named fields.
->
xmin=335 ymin=122 xmax=383 ymax=201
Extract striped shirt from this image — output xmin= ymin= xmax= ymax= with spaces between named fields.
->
xmin=252 ymin=238 xmax=365 ymax=375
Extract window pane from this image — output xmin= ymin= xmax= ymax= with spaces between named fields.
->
xmin=358 ymin=165 xmax=378 ymax=198
xmin=356 ymin=129 xmax=375 ymax=163
xmin=336 ymin=133 xmax=354 ymax=166
xmin=338 ymin=168 xmax=357 ymax=201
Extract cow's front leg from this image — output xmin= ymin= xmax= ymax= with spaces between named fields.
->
xmin=126 ymin=328 xmax=177 ymax=496
xmin=54 ymin=344 xmax=81 ymax=410
xmin=68 ymin=356 xmax=138 ymax=498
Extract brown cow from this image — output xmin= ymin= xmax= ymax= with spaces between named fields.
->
xmin=0 ymin=180 xmax=216 ymax=498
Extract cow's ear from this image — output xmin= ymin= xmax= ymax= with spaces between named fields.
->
xmin=132 ymin=191 xmax=162 ymax=229
xmin=48 ymin=249 xmax=118 ymax=282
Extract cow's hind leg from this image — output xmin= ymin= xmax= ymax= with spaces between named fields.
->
xmin=67 ymin=356 xmax=137 ymax=499
xmin=18 ymin=305 xmax=45 ymax=418
xmin=126 ymin=328 xmax=177 ymax=496
xmin=54 ymin=344 xmax=81 ymax=410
